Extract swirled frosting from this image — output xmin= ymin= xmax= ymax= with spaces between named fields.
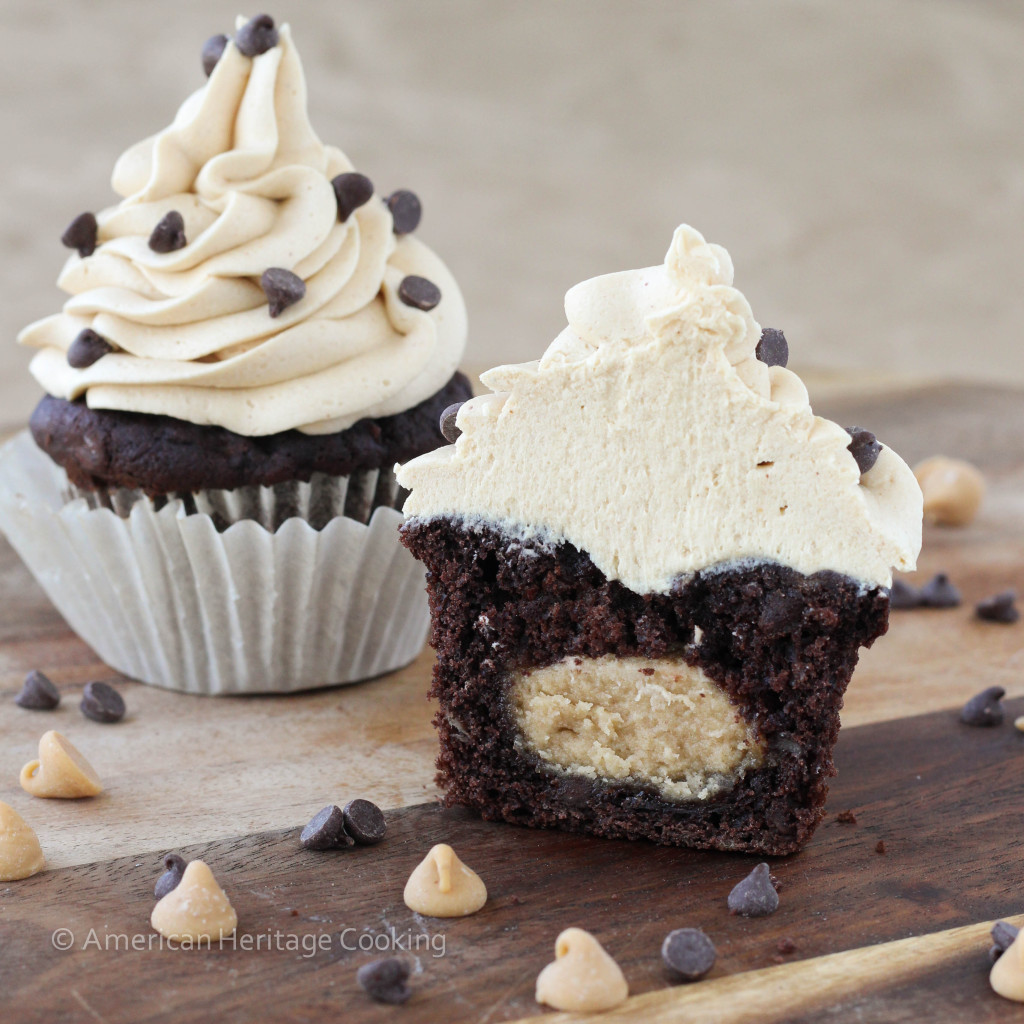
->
xmin=19 ymin=19 xmax=466 ymax=436
xmin=398 ymin=225 xmax=922 ymax=593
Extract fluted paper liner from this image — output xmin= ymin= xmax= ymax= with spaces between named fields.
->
xmin=0 ymin=431 xmax=429 ymax=694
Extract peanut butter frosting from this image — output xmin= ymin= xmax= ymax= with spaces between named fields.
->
xmin=19 ymin=18 xmax=466 ymax=436
xmin=398 ymin=225 xmax=922 ymax=592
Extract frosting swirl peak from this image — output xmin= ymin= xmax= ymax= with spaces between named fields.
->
xmin=20 ymin=19 xmax=466 ymax=436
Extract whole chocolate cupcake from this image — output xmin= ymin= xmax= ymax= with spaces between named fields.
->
xmin=0 ymin=16 xmax=469 ymax=694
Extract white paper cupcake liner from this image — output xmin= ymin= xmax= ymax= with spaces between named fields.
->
xmin=0 ymin=431 xmax=430 ymax=695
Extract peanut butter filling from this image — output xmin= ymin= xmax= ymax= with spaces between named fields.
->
xmin=510 ymin=655 xmax=764 ymax=800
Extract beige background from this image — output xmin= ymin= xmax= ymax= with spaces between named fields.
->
xmin=2 ymin=0 xmax=1023 ymax=433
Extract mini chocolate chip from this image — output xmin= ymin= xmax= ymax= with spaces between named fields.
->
xmin=918 ymin=573 xmax=962 ymax=609
xmin=300 ymin=805 xmax=354 ymax=850
xmin=148 ymin=211 xmax=187 ymax=253
xmin=15 ymin=670 xmax=60 ymax=710
xmin=398 ymin=275 xmax=441 ymax=311
xmin=343 ymin=799 xmax=387 ymax=845
xmin=80 ymin=681 xmax=126 ymax=723
xmin=777 ymin=937 xmax=798 ymax=955
xmin=756 ymin=328 xmax=789 ymax=368
xmin=661 ymin=928 xmax=716 ymax=982
xmin=235 ymin=14 xmax=278 ymax=57
xmin=154 ymin=853 xmax=187 ymax=899
xmin=67 ymin=328 xmax=113 ymax=369
xmin=439 ymin=403 xmax=464 ymax=444
xmin=960 ymin=685 xmax=1005 ymax=727
xmin=991 ymin=921 xmax=1020 ymax=961
xmin=357 ymin=958 xmax=411 ymax=1005
xmin=332 ymin=172 xmax=374 ymax=222
xmin=845 ymin=426 xmax=882 ymax=475
xmin=386 ymin=190 xmax=422 ymax=234
xmin=889 ymin=578 xmax=921 ymax=610
xmin=202 ymin=33 xmax=229 ymax=76
xmin=727 ymin=862 xmax=779 ymax=917
xmin=261 ymin=268 xmax=306 ymax=317
xmin=61 ymin=212 xmax=98 ymax=257
xmin=835 ymin=809 xmax=857 ymax=825
xmin=976 ymin=590 xmax=1020 ymax=624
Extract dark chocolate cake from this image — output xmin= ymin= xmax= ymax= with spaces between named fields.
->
xmin=403 ymin=519 xmax=888 ymax=855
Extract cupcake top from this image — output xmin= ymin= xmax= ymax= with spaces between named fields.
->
xmin=19 ymin=16 xmax=466 ymax=437
xmin=397 ymin=225 xmax=922 ymax=594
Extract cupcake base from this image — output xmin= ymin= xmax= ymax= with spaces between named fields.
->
xmin=401 ymin=517 xmax=890 ymax=855
xmin=0 ymin=432 xmax=430 ymax=694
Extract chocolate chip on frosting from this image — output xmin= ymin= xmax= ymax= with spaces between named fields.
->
xmin=976 ymin=590 xmax=1019 ymax=624
xmin=918 ymin=572 xmax=961 ymax=608
xmin=331 ymin=172 xmax=374 ymax=222
xmin=342 ymin=798 xmax=387 ymax=845
xmin=80 ymin=681 xmax=125 ymax=724
xmin=15 ymin=670 xmax=60 ymax=711
xmin=235 ymin=14 xmax=278 ymax=57
xmin=756 ymin=328 xmax=789 ymax=368
xmin=398 ymin=275 xmax=441 ymax=311
xmin=357 ymin=958 xmax=412 ymax=1005
xmin=661 ymin=928 xmax=716 ymax=982
xmin=727 ymin=862 xmax=779 ymax=917
xmin=300 ymin=805 xmax=354 ymax=850
xmin=67 ymin=328 xmax=113 ymax=369
xmin=261 ymin=268 xmax=306 ymax=317
xmin=386 ymin=190 xmax=422 ymax=234
xmin=202 ymin=33 xmax=229 ymax=76
xmin=439 ymin=403 xmax=464 ymax=444
xmin=154 ymin=853 xmax=187 ymax=899
xmin=148 ymin=211 xmax=187 ymax=253
xmin=845 ymin=426 xmax=882 ymax=475
xmin=61 ymin=212 xmax=98 ymax=257
xmin=960 ymin=686 xmax=1005 ymax=727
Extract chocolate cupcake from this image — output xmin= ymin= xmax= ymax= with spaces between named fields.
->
xmin=397 ymin=225 xmax=922 ymax=854
xmin=0 ymin=17 xmax=469 ymax=694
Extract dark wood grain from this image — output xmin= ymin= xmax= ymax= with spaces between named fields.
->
xmin=2 ymin=696 xmax=1022 ymax=1024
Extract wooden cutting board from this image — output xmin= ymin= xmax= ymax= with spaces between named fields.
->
xmin=1 ymin=379 xmax=1023 ymax=1023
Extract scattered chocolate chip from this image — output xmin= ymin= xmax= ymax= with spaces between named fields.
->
xmin=331 ymin=172 xmax=374 ymax=222
xmin=386 ymin=190 xmax=422 ymax=234
xmin=918 ymin=573 xmax=962 ymax=609
xmin=148 ymin=211 xmax=187 ymax=253
xmin=889 ymin=578 xmax=921 ymax=610
xmin=777 ymin=937 xmax=797 ymax=955
xmin=80 ymin=681 xmax=126 ymax=723
xmin=202 ymin=33 xmax=229 ymax=76
xmin=357 ymin=958 xmax=411 ymax=1005
xmin=439 ymin=403 xmax=464 ymax=444
xmin=845 ymin=426 xmax=882 ymax=475
xmin=343 ymin=799 xmax=387 ymax=845
xmin=300 ymin=805 xmax=354 ymax=850
xmin=976 ymin=590 xmax=1020 ymax=624
xmin=261 ymin=268 xmax=306 ymax=317
xmin=661 ymin=928 xmax=716 ymax=982
xmin=61 ymin=212 xmax=98 ymax=257
xmin=67 ymin=328 xmax=113 ymax=369
xmin=875 ymin=840 xmax=887 ymax=855
xmin=728 ymin=863 xmax=779 ymax=918
xmin=835 ymin=809 xmax=857 ymax=825
xmin=991 ymin=921 xmax=1020 ymax=961
xmin=235 ymin=14 xmax=278 ymax=58
xmin=154 ymin=853 xmax=187 ymax=899
xmin=398 ymin=275 xmax=441 ymax=311
xmin=755 ymin=328 xmax=789 ymax=368
xmin=15 ymin=670 xmax=60 ymax=710
xmin=960 ymin=686 xmax=1005 ymax=727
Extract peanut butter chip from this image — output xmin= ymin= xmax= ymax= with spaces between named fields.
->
xmin=914 ymin=456 xmax=985 ymax=527
xmin=402 ymin=843 xmax=487 ymax=918
xmin=151 ymin=860 xmax=238 ymax=942
xmin=20 ymin=730 xmax=103 ymax=799
xmin=991 ymin=929 xmax=1024 ymax=1001
xmin=535 ymin=927 xmax=629 ymax=1013
xmin=0 ymin=801 xmax=45 ymax=881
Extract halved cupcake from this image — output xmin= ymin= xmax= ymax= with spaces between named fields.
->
xmin=397 ymin=225 xmax=921 ymax=854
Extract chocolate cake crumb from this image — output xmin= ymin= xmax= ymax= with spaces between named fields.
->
xmin=875 ymin=840 xmax=886 ymax=854
xmin=777 ymin=937 xmax=797 ymax=955
xmin=835 ymin=809 xmax=857 ymax=825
